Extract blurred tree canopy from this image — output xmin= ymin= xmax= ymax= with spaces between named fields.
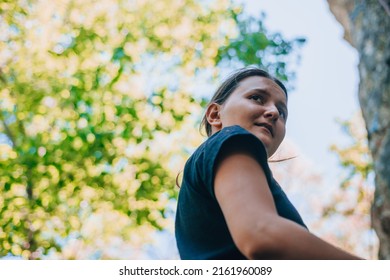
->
xmin=325 ymin=113 xmax=377 ymax=258
xmin=0 ymin=0 xmax=304 ymax=259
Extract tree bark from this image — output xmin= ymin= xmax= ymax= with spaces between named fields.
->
xmin=327 ymin=0 xmax=390 ymax=259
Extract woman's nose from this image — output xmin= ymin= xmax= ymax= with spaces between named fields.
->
xmin=264 ymin=105 xmax=279 ymax=121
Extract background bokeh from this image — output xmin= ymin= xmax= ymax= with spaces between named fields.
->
xmin=0 ymin=0 xmax=376 ymax=259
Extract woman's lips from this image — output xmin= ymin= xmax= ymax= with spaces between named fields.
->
xmin=255 ymin=123 xmax=274 ymax=137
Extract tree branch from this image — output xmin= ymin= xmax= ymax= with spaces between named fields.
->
xmin=378 ymin=0 xmax=390 ymax=16
xmin=0 ymin=110 xmax=16 ymax=147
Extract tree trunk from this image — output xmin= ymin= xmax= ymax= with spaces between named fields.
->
xmin=327 ymin=0 xmax=390 ymax=259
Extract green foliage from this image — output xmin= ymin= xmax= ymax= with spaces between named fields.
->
xmin=216 ymin=11 xmax=306 ymax=82
xmin=0 ymin=0 xmax=304 ymax=259
xmin=333 ymin=120 xmax=373 ymax=181
xmin=316 ymin=113 xmax=377 ymax=258
xmin=324 ymin=113 xmax=374 ymax=229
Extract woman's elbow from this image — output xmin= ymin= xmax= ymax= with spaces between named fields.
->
xmin=244 ymin=243 xmax=282 ymax=260
xmin=237 ymin=223 xmax=284 ymax=259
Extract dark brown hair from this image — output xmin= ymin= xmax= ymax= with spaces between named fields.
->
xmin=200 ymin=66 xmax=288 ymax=137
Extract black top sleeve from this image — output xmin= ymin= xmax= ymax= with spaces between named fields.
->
xmin=198 ymin=125 xmax=273 ymax=199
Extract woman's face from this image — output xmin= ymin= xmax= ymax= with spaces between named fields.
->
xmin=211 ymin=76 xmax=288 ymax=157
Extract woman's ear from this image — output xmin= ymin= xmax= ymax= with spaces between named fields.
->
xmin=206 ymin=103 xmax=222 ymax=132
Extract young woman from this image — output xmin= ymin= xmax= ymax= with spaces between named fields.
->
xmin=175 ymin=67 xmax=362 ymax=259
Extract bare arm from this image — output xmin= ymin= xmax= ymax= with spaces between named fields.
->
xmin=214 ymin=144 xmax=362 ymax=259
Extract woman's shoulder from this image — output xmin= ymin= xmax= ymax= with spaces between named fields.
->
xmin=186 ymin=125 xmax=270 ymax=180
xmin=189 ymin=125 xmax=268 ymax=163
xmin=210 ymin=125 xmax=253 ymax=140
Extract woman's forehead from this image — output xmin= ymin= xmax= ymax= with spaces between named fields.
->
xmin=235 ymin=76 xmax=287 ymax=100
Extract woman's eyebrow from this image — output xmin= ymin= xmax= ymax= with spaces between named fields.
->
xmin=249 ymin=88 xmax=269 ymax=95
xmin=250 ymin=88 xmax=288 ymax=110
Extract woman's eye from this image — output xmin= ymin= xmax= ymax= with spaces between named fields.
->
xmin=250 ymin=95 xmax=264 ymax=103
xmin=278 ymin=109 xmax=287 ymax=119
